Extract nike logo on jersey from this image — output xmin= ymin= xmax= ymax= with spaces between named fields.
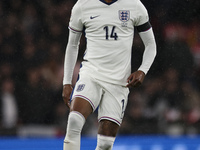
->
xmin=90 ymin=15 xmax=100 ymax=19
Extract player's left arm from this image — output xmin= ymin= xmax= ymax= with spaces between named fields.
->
xmin=126 ymin=1 xmax=157 ymax=88
xmin=126 ymin=25 xmax=157 ymax=88
xmin=138 ymin=26 xmax=157 ymax=74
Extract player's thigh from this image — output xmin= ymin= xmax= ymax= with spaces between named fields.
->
xmin=98 ymin=119 xmax=119 ymax=137
xmin=70 ymin=97 xmax=93 ymax=119
xmin=98 ymin=83 xmax=129 ymax=126
xmin=71 ymin=74 xmax=103 ymax=119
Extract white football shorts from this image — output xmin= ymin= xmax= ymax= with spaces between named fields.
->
xmin=71 ymin=73 xmax=129 ymax=126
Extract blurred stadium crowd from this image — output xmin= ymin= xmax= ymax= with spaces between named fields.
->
xmin=0 ymin=0 xmax=200 ymax=136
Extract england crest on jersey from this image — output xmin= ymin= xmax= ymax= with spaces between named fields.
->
xmin=119 ymin=10 xmax=130 ymax=27
xmin=119 ymin=10 xmax=130 ymax=22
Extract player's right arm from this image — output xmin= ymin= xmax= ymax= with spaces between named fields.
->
xmin=62 ymin=1 xmax=83 ymax=107
xmin=62 ymin=30 xmax=82 ymax=107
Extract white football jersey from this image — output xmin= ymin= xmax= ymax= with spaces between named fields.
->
xmin=69 ymin=0 xmax=149 ymax=86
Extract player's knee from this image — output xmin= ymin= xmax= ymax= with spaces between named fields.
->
xmin=65 ymin=111 xmax=85 ymax=138
xmin=96 ymin=134 xmax=115 ymax=150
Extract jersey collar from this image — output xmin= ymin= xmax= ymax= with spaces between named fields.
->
xmin=99 ymin=0 xmax=118 ymax=5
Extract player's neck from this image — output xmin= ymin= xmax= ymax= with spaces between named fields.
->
xmin=104 ymin=0 xmax=113 ymax=3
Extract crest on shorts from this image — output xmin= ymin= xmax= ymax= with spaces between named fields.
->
xmin=119 ymin=10 xmax=130 ymax=22
xmin=76 ymin=84 xmax=85 ymax=92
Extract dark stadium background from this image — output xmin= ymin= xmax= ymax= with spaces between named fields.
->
xmin=0 ymin=0 xmax=200 ymax=149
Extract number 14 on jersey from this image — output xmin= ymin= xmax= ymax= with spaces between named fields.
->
xmin=103 ymin=26 xmax=118 ymax=40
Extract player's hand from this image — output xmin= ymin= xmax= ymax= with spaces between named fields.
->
xmin=62 ymin=84 xmax=73 ymax=108
xmin=126 ymin=70 xmax=145 ymax=88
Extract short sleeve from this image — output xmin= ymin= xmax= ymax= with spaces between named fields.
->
xmin=69 ymin=2 xmax=83 ymax=32
xmin=134 ymin=0 xmax=149 ymax=26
